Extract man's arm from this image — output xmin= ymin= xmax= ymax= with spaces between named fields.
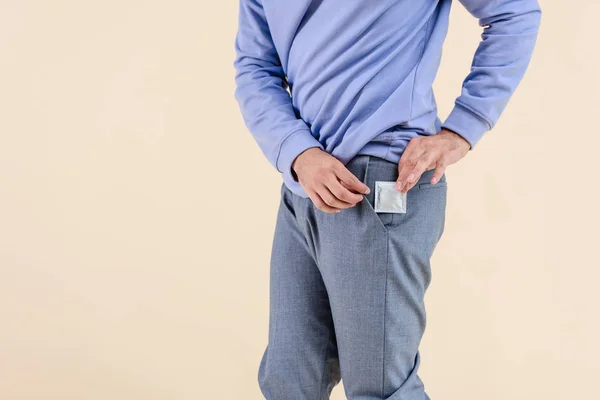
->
xmin=233 ymin=0 xmax=323 ymax=184
xmin=233 ymin=0 xmax=370 ymax=213
xmin=441 ymin=0 xmax=543 ymax=149
xmin=396 ymin=0 xmax=542 ymax=193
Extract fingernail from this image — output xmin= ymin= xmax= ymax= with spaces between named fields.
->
xmin=407 ymin=173 xmax=415 ymax=182
xmin=431 ymin=177 xmax=437 ymax=184
xmin=364 ymin=188 xmax=370 ymax=194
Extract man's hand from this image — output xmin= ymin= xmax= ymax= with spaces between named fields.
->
xmin=395 ymin=129 xmax=471 ymax=193
xmin=292 ymin=147 xmax=370 ymax=214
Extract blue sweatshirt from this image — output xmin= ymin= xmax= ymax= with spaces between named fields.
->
xmin=233 ymin=0 xmax=542 ymax=198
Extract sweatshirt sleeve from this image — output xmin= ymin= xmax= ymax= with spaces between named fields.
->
xmin=441 ymin=0 xmax=542 ymax=149
xmin=233 ymin=0 xmax=324 ymax=182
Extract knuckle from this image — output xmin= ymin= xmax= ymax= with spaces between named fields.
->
xmin=322 ymin=195 xmax=335 ymax=207
xmin=333 ymin=188 xmax=348 ymax=201
xmin=341 ymin=191 xmax=360 ymax=204
xmin=332 ymin=189 xmax=349 ymax=203
xmin=410 ymin=155 xmax=423 ymax=165
xmin=329 ymin=186 xmax=342 ymax=198
xmin=339 ymin=172 xmax=352 ymax=182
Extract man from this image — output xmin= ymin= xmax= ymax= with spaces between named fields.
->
xmin=233 ymin=0 xmax=541 ymax=399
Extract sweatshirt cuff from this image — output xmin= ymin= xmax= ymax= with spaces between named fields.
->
xmin=441 ymin=102 xmax=492 ymax=150
xmin=276 ymin=128 xmax=324 ymax=183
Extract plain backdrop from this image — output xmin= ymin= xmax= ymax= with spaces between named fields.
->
xmin=0 ymin=1 xmax=598 ymax=399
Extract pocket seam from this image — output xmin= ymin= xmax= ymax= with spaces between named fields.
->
xmin=418 ymin=181 xmax=448 ymax=189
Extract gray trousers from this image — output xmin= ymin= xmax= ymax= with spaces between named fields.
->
xmin=258 ymin=155 xmax=447 ymax=400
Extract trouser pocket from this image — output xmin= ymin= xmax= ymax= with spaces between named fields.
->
xmin=360 ymin=156 xmax=399 ymax=231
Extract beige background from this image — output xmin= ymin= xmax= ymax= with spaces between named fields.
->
xmin=0 ymin=1 xmax=597 ymax=399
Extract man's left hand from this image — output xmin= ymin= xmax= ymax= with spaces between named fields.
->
xmin=395 ymin=128 xmax=471 ymax=193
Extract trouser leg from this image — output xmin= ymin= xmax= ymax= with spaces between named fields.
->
xmin=258 ymin=183 xmax=341 ymax=400
xmin=302 ymin=155 xmax=447 ymax=400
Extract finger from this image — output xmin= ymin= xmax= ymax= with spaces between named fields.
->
xmin=396 ymin=153 xmax=418 ymax=191
xmin=395 ymin=159 xmax=411 ymax=191
xmin=309 ymin=189 xmax=341 ymax=214
xmin=335 ymin=165 xmax=370 ymax=194
xmin=328 ymin=178 xmax=364 ymax=205
xmin=402 ymin=157 xmax=434 ymax=193
xmin=430 ymin=163 xmax=446 ymax=184
xmin=317 ymin=184 xmax=352 ymax=210
xmin=339 ymin=180 xmax=367 ymax=204
xmin=404 ymin=152 xmax=441 ymax=192
xmin=396 ymin=144 xmax=425 ymax=191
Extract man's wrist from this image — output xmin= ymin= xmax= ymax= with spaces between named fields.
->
xmin=441 ymin=103 xmax=491 ymax=150
xmin=439 ymin=128 xmax=472 ymax=150
xmin=291 ymin=147 xmax=322 ymax=182
xmin=275 ymin=128 xmax=324 ymax=184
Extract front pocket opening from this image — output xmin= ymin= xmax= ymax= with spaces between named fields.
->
xmin=361 ymin=194 xmax=394 ymax=232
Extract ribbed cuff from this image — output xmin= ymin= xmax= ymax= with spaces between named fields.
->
xmin=276 ymin=128 xmax=324 ymax=183
xmin=441 ymin=102 xmax=492 ymax=150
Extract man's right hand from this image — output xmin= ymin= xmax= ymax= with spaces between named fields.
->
xmin=291 ymin=148 xmax=370 ymax=214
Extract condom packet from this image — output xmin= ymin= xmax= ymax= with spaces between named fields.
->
xmin=374 ymin=181 xmax=407 ymax=214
